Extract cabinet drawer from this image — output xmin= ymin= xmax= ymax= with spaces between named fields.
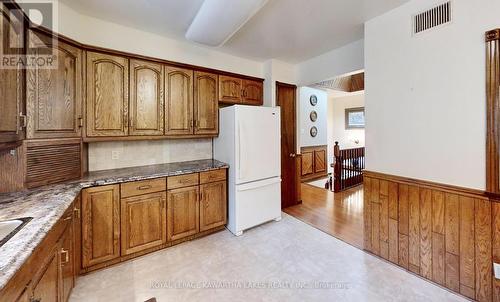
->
xmin=167 ymin=173 xmax=199 ymax=189
xmin=121 ymin=178 xmax=166 ymax=198
xmin=200 ymin=169 xmax=226 ymax=184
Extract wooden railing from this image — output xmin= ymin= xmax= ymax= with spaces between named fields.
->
xmin=333 ymin=142 xmax=365 ymax=192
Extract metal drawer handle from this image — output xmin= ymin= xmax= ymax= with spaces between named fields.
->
xmin=61 ymin=248 xmax=69 ymax=264
xmin=63 ymin=215 xmax=72 ymax=221
xmin=138 ymin=185 xmax=152 ymax=190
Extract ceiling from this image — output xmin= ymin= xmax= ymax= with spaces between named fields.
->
xmin=59 ymin=0 xmax=408 ymax=63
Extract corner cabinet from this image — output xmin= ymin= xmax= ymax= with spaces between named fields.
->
xmin=81 ymin=184 xmax=121 ymax=268
xmin=129 ymin=59 xmax=164 ymax=136
xmin=26 ymin=31 xmax=83 ymax=139
xmin=86 ymin=52 xmax=129 ymax=137
xmin=194 ymin=71 xmax=218 ymax=135
xmin=219 ymin=75 xmax=263 ymax=106
xmin=165 ymin=66 xmax=193 ymax=135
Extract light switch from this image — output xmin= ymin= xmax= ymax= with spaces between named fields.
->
xmin=494 ymin=263 xmax=500 ymax=279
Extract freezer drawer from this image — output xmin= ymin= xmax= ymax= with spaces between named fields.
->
xmin=229 ymin=177 xmax=281 ymax=235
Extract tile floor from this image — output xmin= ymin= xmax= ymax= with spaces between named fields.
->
xmin=70 ymin=214 xmax=466 ymax=302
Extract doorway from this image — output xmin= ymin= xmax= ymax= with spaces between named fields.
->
xmin=276 ymin=82 xmax=300 ymax=209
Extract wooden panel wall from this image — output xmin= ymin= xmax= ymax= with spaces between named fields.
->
xmin=364 ymin=171 xmax=496 ymax=302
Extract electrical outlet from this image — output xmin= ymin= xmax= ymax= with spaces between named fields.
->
xmin=494 ymin=263 xmax=500 ymax=279
xmin=111 ymin=150 xmax=120 ymax=160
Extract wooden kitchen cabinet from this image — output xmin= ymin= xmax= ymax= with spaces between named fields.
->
xmin=121 ymin=192 xmax=167 ymax=255
xmin=314 ymin=148 xmax=326 ymax=173
xmin=59 ymin=220 xmax=74 ymax=302
xmin=167 ymin=186 xmax=200 ymax=241
xmin=26 ymin=31 xmax=83 ymax=139
xmin=219 ymin=75 xmax=242 ymax=104
xmin=301 ymin=151 xmax=314 ymax=176
xmin=82 ymin=184 xmax=121 ymax=268
xmin=0 ymin=4 xmax=25 ymax=145
xmin=86 ymin=52 xmax=129 ymax=137
xmin=194 ymin=71 xmax=218 ymax=135
xmin=165 ymin=66 xmax=193 ymax=135
xmin=200 ymin=180 xmax=227 ymax=231
xmin=242 ymin=79 xmax=263 ymax=106
xmin=32 ymin=245 xmax=60 ymax=302
xmin=129 ymin=59 xmax=164 ymax=136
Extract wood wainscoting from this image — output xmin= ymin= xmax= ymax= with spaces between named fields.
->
xmin=364 ymin=171 xmax=498 ymax=302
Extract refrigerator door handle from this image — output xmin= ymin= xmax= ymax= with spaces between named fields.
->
xmin=237 ymin=177 xmax=282 ymax=192
xmin=237 ymin=121 xmax=242 ymax=180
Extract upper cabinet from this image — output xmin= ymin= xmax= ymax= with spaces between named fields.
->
xmin=194 ymin=71 xmax=218 ymax=135
xmin=242 ymin=79 xmax=263 ymax=106
xmin=27 ymin=31 xmax=83 ymax=139
xmin=129 ymin=59 xmax=164 ymax=136
xmin=219 ymin=75 xmax=242 ymax=104
xmin=86 ymin=52 xmax=129 ymax=137
xmin=0 ymin=4 xmax=25 ymax=144
xmin=218 ymin=75 xmax=263 ymax=106
xmin=165 ymin=66 xmax=193 ymax=135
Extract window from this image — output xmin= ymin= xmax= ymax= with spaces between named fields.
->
xmin=345 ymin=107 xmax=365 ymax=129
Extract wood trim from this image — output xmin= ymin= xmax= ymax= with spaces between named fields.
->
xmin=364 ymin=170 xmax=489 ymax=200
xmin=29 ymin=26 xmax=264 ymax=82
xmin=486 ymin=29 xmax=500 ymax=195
xmin=364 ymin=173 xmax=496 ymax=301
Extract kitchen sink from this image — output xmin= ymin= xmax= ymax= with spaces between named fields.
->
xmin=0 ymin=217 xmax=32 ymax=247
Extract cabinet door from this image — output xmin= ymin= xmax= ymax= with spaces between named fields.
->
xmin=314 ymin=148 xmax=326 ymax=173
xmin=0 ymin=5 xmax=25 ymax=143
xmin=86 ymin=52 xmax=129 ymax=137
xmin=82 ymin=184 xmax=120 ymax=268
xmin=200 ymin=181 xmax=227 ymax=231
xmin=165 ymin=66 xmax=193 ymax=135
xmin=167 ymin=186 xmax=199 ymax=241
xmin=26 ymin=31 xmax=83 ymax=139
xmin=218 ymin=75 xmax=242 ymax=104
xmin=59 ymin=223 xmax=74 ymax=302
xmin=301 ymin=151 xmax=314 ymax=176
xmin=121 ymin=192 xmax=167 ymax=255
xmin=129 ymin=59 xmax=164 ymax=136
xmin=194 ymin=71 xmax=218 ymax=135
xmin=242 ymin=79 xmax=263 ymax=106
xmin=32 ymin=247 xmax=59 ymax=302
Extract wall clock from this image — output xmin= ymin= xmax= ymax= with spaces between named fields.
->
xmin=310 ymin=126 xmax=318 ymax=137
xmin=310 ymin=110 xmax=317 ymax=122
xmin=310 ymin=95 xmax=318 ymax=106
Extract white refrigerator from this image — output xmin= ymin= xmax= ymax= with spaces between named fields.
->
xmin=214 ymin=105 xmax=282 ymax=236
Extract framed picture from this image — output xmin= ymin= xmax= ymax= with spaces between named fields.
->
xmin=309 ymin=95 xmax=318 ymax=106
xmin=345 ymin=107 xmax=365 ymax=129
xmin=310 ymin=126 xmax=318 ymax=137
xmin=309 ymin=110 xmax=317 ymax=122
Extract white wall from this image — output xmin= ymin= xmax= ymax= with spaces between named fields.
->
xmin=263 ymin=59 xmax=298 ymax=107
xmin=327 ymin=92 xmax=365 ymax=172
xmin=88 ymin=139 xmax=212 ymax=171
xmin=299 ymin=87 xmax=327 ymax=147
xmin=297 ymin=39 xmax=364 ymax=86
xmin=365 ymin=0 xmax=500 ymax=190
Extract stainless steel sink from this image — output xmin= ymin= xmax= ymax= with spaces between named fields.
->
xmin=0 ymin=217 xmax=32 ymax=247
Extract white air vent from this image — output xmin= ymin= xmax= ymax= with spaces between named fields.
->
xmin=413 ymin=1 xmax=452 ymax=35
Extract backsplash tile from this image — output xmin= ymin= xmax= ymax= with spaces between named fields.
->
xmin=88 ymin=139 xmax=213 ymax=171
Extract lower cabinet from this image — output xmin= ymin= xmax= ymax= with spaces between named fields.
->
xmin=82 ymin=185 xmax=121 ymax=268
xmin=200 ymin=181 xmax=227 ymax=231
xmin=167 ymin=186 xmax=200 ymax=241
xmin=32 ymin=246 xmax=59 ymax=302
xmin=121 ymin=192 xmax=167 ymax=255
xmin=60 ymin=222 xmax=74 ymax=302
xmin=300 ymin=145 xmax=327 ymax=181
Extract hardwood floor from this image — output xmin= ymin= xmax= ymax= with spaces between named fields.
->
xmin=284 ymin=183 xmax=364 ymax=249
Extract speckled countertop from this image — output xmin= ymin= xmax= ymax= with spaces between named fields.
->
xmin=0 ymin=159 xmax=228 ymax=291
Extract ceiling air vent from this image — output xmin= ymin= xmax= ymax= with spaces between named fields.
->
xmin=413 ymin=1 xmax=451 ymax=35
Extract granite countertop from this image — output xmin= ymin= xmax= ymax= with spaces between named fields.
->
xmin=0 ymin=159 xmax=228 ymax=291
